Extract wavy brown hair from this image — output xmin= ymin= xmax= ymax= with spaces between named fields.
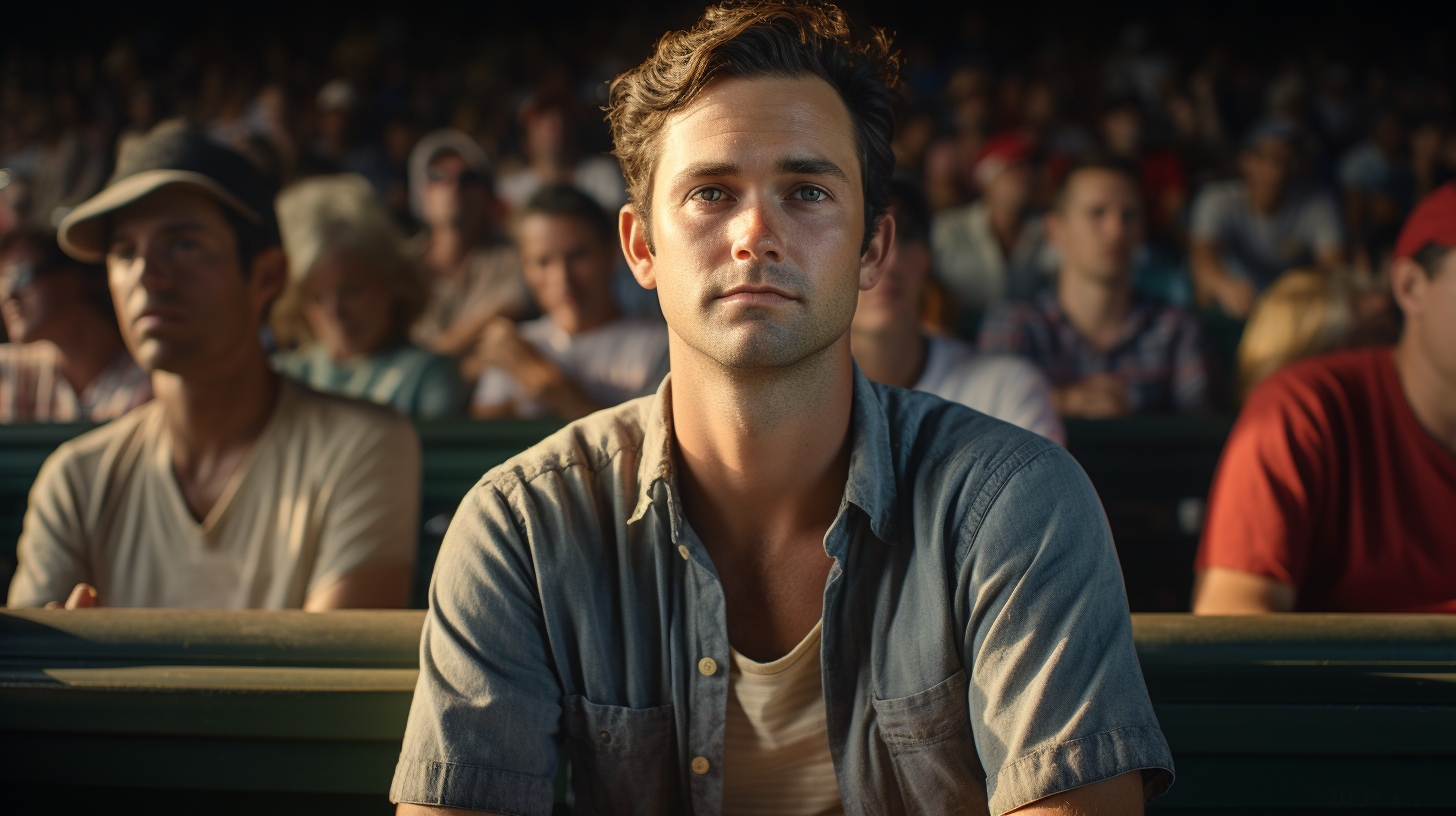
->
xmin=606 ymin=0 xmax=900 ymax=254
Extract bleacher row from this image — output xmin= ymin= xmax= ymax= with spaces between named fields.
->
xmin=4 ymin=419 xmax=1453 ymax=813
xmin=0 ymin=417 xmax=1230 ymax=611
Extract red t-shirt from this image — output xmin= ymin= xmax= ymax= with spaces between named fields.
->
xmin=1197 ymin=347 xmax=1456 ymax=612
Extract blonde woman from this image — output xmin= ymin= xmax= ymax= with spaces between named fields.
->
xmin=272 ymin=174 xmax=461 ymax=418
xmin=1234 ymin=268 xmax=1395 ymax=401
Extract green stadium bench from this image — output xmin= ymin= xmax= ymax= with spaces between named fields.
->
xmin=4 ymin=609 xmax=1453 ymax=813
xmin=1 ymin=416 xmax=1232 ymax=611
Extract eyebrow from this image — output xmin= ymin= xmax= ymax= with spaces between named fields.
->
xmin=671 ymin=156 xmax=852 ymax=187
xmin=110 ymin=219 xmax=210 ymax=244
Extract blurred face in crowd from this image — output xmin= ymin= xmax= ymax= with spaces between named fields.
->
xmin=421 ymin=152 xmax=492 ymax=232
xmin=1241 ymin=136 xmax=1295 ymax=202
xmin=983 ymin=158 xmax=1031 ymax=214
xmin=106 ymin=186 xmax=283 ymax=377
xmin=1102 ymin=107 xmax=1142 ymax=156
xmin=300 ymin=250 xmax=399 ymax=361
xmin=1048 ymin=168 xmax=1145 ymax=284
xmin=519 ymin=213 xmax=617 ymax=335
xmin=1396 ymin=248 xmax=1456 ymax=388
xmin=623 ymin=75 xmax=888 ymax=371
xmin=525 ymin=107 xmax=568 ymax=164
xmin=852 ymin=202 xmax=929 ymax=335
xmin=0 ymin=241 xmax=87 ymax=344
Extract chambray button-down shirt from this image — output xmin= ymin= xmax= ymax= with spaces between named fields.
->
xmin=392 ymin=368 xmax=1174 ymax=816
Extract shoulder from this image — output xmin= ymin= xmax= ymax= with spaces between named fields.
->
xmin=278 ymin=379 xmax=418 ymax=451
xmin=1240 ymin=348 xmax=1387 ymax=443
xmin=0 ymin=342 xmax=57 ymax=371
xmin=474 ymin=395 xmax=650 ymax=500
xmin=35 ymin=400 xmax=161 ymax=490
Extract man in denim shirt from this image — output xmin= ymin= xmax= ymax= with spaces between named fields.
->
xmin=392 ymin=4 xmax=1174 ymax=814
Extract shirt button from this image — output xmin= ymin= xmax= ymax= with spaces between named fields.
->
xmin=599 ymin=731 xmax=611 ymax=743
xmin=691 ymin=756 xmax=710 ymax=775
xmin=698 ymin=657 xmax=717 ymax=676
xmin=678 ymin=545 xmax=690 ymax=560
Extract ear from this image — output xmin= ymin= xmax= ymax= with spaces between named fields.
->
xmin=1390 ymin=255 xmax=1428 ymax=323
xmin=858 ymin=213 xmax=896 ymax=292
xmin=620 ymin=205 xmax=657 ymax=290
xmin=249 ymin=246 xmax=289 ymax=317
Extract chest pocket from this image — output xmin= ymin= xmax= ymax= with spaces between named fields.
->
xmin=564 ymin=695 xmax=683 ymax=816
xmin=873 ymin=669 xmax=989 ymax=816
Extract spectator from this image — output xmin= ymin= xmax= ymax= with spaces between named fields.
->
xmin=851 ymin=174 xmax=1064 ymax=443
xmin=1189 ymin=121 xmax=1345 ymax=319
xmin=496 ymin=88 xmax=627 ymax=215
xmin=930 ymin=131 xmax=1058 ymax=323
xmin=1100 ymin=96 xmax=1188 ymax=248
xmin=471 ymin=184 xmax=666 ymax=420
xmin=406 ymin=130 xmax=533 ymax=371
xmin=1338 ymin=110 xmax=1414 ymax=273
xmin=392 ymin=5 xmax=1172 ymax=814
xmin=1194 ymin=182 xmax=1456 ymax=614
xmin=1234 ymin=267 xmax=1395 ymax=401
xmin=0 ymin=226 xmax=151 ymax=422
xmin=6 ymin=123 xmax=420 ymax=610
xmin=980 ymin=156 xmax=1213 ymax=416
xmin=271 ymin=174 xmax=462 ymax=419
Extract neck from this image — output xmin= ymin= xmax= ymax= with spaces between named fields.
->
xmin=1247 ymin=184 xmax=1283 ymax=216
xmin=850 ymin=323 xmax=926 ymax=389
xmin=987 ymin=201 xmax=1023 ymax=254
xmin=425 ymin=224 xmax=485 ymax=273
xmin=154 ymin=348 xmax=280 ymax=467
xmin=1393 ymin=337 xmax=1456 ymax=455
xmin=45 ymin=311 xmax=127 ymax=395
xmin=1057 ymin=268 xmax=1133 ymax=353
xmin=671 ymin=334 xmax=854 ymax=552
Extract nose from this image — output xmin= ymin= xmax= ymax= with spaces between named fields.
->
xmin=730 ymin=199 xmax=785 ymax=265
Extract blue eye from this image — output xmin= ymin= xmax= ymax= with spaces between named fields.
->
xmin=796 ymin=187 xmax=826 ymax=202
xmin=696 ymin=188 xmax=724 ymax=202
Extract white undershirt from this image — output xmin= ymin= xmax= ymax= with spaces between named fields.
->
xmin=722 ymin=620 xmax=844 ymax=816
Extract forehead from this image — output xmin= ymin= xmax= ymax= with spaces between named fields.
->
xmin=111 ymin=185 xmax=231 ymax=236
xmin=1065 ymin=169 xmax=1140 ymax=204
xmin=656 ymin=75 xmax=859 ymax=181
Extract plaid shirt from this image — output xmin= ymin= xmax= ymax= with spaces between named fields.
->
xmin=977 ymin=290 xmax=1213 ymax=414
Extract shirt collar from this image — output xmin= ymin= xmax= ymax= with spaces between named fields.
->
xmin=627 ymin=364 xmax=900 ymax=547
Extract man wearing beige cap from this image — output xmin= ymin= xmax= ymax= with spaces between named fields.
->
xmin=7 ymin=122 xmax=420 ymax=610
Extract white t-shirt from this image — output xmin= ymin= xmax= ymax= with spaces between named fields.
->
xmin=473 ymin=315 xmax=669 ymax=418
xmin=913 ymin=335 xmax=1065 ymax=445
xmin=1188 ymin=180 xmax=1343 ymax=289
xmin=6 ymin=378 xmax=420 ymax=609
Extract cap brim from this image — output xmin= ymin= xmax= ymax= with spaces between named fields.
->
xmin=57 ymin=170 xmax=264 ymax=263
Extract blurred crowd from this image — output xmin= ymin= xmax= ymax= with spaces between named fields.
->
xmin=2 ymin=9 xmax=1452 ymax=423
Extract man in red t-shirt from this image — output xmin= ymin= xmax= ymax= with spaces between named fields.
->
xmin=1194 ymin=182 xmax=1456 ymax=613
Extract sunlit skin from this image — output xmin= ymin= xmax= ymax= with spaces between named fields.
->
xmin=1045 ymin=169 xmax=1144 ymax=418
xmin=400 ymin=74 xmax=1141 ymax=816
xmin=300 ymin=250 xmax=400 ymax=362
xmin=1194 ymin=248 xmax=1456 ymax=615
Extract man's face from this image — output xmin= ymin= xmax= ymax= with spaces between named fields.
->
xmin=632 ymin=74 xmax=879 ymax=370
xmin=983 ymin=159 xmax=1031 ymax=213
xmin=422 ymin=153 xmax=491 ymax=231
xmin=1049 ymin=169 xmax=1144 ymax=283
xmin=300 ymin=250 xmax=398 ymax=361
xmin=519 ymin=213 xmax=616 ymax=334
xmin=106 ymin=186 xmax=271 ymax=376
xmin=1241 ymin=137 xmax=1294 ymax=197
xmin=1 ymin=243 xmax=78 ymax=344
xmin=853 ymin=204 xmax=929 ymax=334
xmin=1408 ymin=250 xmax=1456 ymax=388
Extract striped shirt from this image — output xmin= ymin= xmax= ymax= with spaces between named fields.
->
xmin=0 ymin=343 xmax=152 ymax=424
xmin=978 ymin=290 xmax=1214 ymax=414
xmin=723 ymin=620 xmax=843 ymax=816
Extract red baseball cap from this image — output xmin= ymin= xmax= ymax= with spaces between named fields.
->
xmin=974 ymin=131 xmax=1033 ymax=185
xmin=1394 ymin=181 xmax=1456 ymax=261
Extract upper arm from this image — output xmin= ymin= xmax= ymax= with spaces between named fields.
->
xmin=304 ymin=560 xmax=412 ymax=610
xmin=7 ymin=451 xmax=88 ymax=608
xmin=1009 ymin=770 xmax=1146 ymax=816
xmin=390 ymin=483 xmax=563 ymax=813
xmin=1192 ymin=566 xmax=1297 ymax=614
xmin=962 ymin=447 xmax=1172 ymax=814
xmin=1196 ymin=380 xmax=1322 ymax=590
xmin=307 ymin=417 xmax=421 ymax=601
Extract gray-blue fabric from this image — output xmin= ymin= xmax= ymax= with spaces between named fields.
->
xmin=391 ymin=366 xmax=1174 ymax=815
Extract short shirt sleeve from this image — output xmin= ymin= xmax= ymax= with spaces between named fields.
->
xmin=306 ymin=413 xmax=421 ymax=595
xmin=962 ymin=444 xmax=1174 ymax=813
xmin=6 ymin=446 xmax=89 ymax=607
xmin=1196 ymin=372 xmax=1325 ymax=586
xmin=391 ymin=480 xmax=563 ymax=816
